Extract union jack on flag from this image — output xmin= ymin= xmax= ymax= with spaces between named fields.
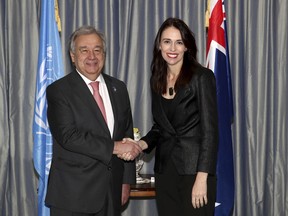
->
xmin=206 ymin=0 xmax=234 ymax=215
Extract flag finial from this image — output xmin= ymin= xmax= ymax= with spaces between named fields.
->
xmin=55 ymin=0 xmax=61 ymax=32
xmin=205 ymin=0 xmax=211 ymax=28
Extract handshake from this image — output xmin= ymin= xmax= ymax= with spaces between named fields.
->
xmin=113 ymin=138 xmax=147 ymax=161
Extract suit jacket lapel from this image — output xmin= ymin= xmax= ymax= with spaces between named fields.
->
xmin=69 ymin=71 xmax=110 ymax=135
xmin=154 ymin=93 xmax=175 ymax=134
xmin=154 ymin=85 xmax=192 ymax=134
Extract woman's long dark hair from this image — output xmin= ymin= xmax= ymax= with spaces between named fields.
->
xmin=150 ymin=17 xmax=199 ymax=95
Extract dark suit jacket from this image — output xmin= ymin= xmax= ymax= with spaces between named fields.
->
xmin=45 ymin=71 xmax=135 ymax=214
xmin=142 ymin=65 xmax=218 ymax=175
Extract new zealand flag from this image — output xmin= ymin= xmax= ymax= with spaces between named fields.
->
xmin=206 ymin=0 xmax=235 ymax=215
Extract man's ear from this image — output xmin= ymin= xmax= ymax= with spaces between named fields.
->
xmin=70 ymin=51 xmax=75 ymax=63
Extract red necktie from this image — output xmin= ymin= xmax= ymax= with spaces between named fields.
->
xmin=90 ymin=81 xmax=107 ymax=123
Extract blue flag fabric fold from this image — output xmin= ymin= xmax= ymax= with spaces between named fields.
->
xmin=33 ymin=0 xmax=64 ymax=215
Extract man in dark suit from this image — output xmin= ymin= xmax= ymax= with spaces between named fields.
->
xmin=45 ymin=26 xmax=142 ymax=216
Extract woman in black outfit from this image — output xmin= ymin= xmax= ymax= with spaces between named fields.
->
xmin=124 ymin=17 xmax=219 ymax=216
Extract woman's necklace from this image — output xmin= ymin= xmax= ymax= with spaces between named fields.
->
xmin=167 ymin=72 xmax=179 ymax=97
xmin=168 ymin=87 xmax=174 ymax=96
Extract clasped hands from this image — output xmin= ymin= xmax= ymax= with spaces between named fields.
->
xmin=114 ymin=138 xmax=143 ymax=161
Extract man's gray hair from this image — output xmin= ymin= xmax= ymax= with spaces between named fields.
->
xmin=69 ymin=26 xmax=106 ymax=53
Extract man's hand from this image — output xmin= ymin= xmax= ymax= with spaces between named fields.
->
xmin=113 ymin=138 xmax=142 ymax=161
xmin=121 ymin=184 xmax=130 ymax=205
xmin=118 ymin=138 xmax=149 ymax=161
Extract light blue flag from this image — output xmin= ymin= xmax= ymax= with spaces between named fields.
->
xmin=206 ymin=0 xmax=234 ymax=215
xmin=33 ymin=0 xmax=64 ymax=215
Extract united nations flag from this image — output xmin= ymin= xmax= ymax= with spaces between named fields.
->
xmin=33 ymin=0 xmax=64 ymax=215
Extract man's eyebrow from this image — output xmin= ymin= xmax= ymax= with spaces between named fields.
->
xmin=78 ymin=45 xmax=103 ymax=49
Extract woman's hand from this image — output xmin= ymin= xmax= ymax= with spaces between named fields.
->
xmin=191 ymin=172 xmax=208 ymax=208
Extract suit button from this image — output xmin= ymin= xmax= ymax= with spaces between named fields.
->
xmin=108 ymin=166 xmax=112 ymax=171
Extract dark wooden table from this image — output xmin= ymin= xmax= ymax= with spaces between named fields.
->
xmin=130 ymin=174 xmax=156 ymax=198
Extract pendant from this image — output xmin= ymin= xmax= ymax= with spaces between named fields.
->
xmin=169 ymin=87 xmax=174 ymax=96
